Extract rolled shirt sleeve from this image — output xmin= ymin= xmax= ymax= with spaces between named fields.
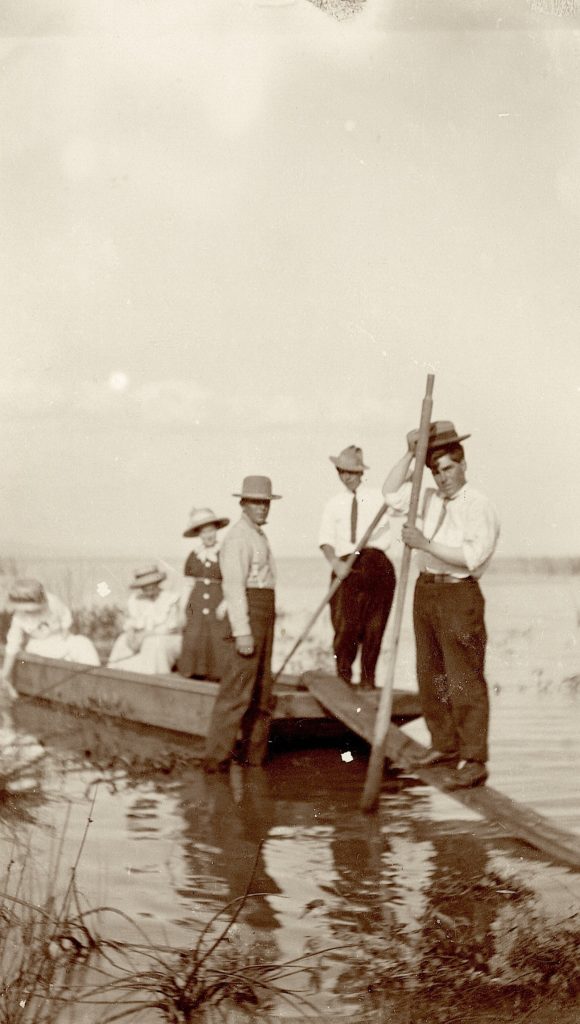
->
xmin=462 ymin=493 xmax=500 ymax=573
xmin=383 ymin=481 xmax=412 ymax=517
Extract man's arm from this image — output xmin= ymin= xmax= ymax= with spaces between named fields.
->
xmin=1 ymin=616 xmax=24 ymax=696
xmin=320 ymin=544 xmax=350 ymax=581
xmin=382 ymin=430 xmax=419 ymax=499
xmin=219 ymin=529 xmax=255 ymax=656
xmin=401 ymin=525 xmax=471 ymax=568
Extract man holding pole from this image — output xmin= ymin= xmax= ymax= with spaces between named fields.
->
xmin=384 ymin=422 xmax=500 ymax=789
xmin=319 ymin=445 xmax=397 ymax=689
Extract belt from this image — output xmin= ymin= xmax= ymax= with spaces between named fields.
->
xmin=419 ymin=573 xmax=474 ymax=584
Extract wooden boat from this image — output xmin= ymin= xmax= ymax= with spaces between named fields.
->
xmin=10 ymin=651 xmax=422 ymax=745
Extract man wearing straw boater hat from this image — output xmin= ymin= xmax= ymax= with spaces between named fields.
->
xmin=383 ymin=422 xmax=500 ymax=789
xmin=203 ymin=475 xmax=281 ymax=773
xmin=319 ymin=445 xmax=397 ymax=689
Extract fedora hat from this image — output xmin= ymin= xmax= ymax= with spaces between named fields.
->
xmin=233 ymin=475 xmax=281 ymax=501
xmin=183 ymin=507 xmax=230 ymax=538
xmin=7 ymin=578 xmax=48 ymax=612
xmin=129 ymin=565 xmax=167 ymax=589
xmin=407 ymin=420 xmax=471 ymax=453
xmin=329 ymin=445 xmax=368 ymax=472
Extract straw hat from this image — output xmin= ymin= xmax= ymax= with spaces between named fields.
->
xmin=183 ymin=507 xmax=230 ymax=538
xmin=232 ymin=475 xmax=281 ymax=500
xmin=129 ymin=566 xmax=167 ymax=589
xmin=329 ymin=445 xmax=368 ymax=472
xmin=7 ymin=578 xmax=48 ymax=612
xmin=407 ymin=421 xmax=471 ymax=453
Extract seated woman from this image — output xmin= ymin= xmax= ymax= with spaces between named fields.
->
xmin=178 ymin=507 xmax=230 ymax=681
xmin=1 ymin=578 xmax=101 ymax=695
xmin=108 ymin=566 xmax=182 ymax=675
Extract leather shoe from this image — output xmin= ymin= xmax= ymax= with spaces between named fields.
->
xmin=202 ymin=758 xmax=231 ymax=774
xmin=412 ymin=749 xmax=459 ymax=769
xmin=448 ymin=760 xmax=488 ymax=789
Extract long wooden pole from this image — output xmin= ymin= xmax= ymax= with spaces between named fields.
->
xmin=360 ymin=374 xmax=435 ymax=813
xmin=273 ymin=502 xmax=390 ymax=682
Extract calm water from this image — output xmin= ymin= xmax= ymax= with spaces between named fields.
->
xmin=1 ymin=563 xmax=580 ymax=1021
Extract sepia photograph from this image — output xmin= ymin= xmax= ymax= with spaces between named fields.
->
xmin=1 ymin=0 xmax=579 ymax=1021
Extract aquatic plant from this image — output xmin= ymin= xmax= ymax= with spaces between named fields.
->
xmin=0 ymin=807 xmax=330 ymax=1024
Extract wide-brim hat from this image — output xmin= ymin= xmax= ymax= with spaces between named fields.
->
xmin=129 ymin=566 xmax=167 ymax=589
xmin=427 ymin=421 xmax=471 ymax=451
xmin=407 ymin=421 xmax=471 ymax=453
xmin=233 ymin=475 xmax=281 ymax=500
xmin=183 ymin=507 xmax=230 ymax=538
xmin=329 ymin=445 xmax=368 ymax=472
xmin=7 ymin=578 xmax=47 ymax=612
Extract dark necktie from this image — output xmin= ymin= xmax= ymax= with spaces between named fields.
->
xmin=350 ymin=493 xmax=358 ymax=543
xmin=430 ymin=497 xmax=449 ymax=541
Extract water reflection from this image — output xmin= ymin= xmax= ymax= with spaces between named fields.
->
xmin=177 ymin=768 xmax=282 ymax=932
xmin=159 ymin=751 xmax=565 ymax=1016
xmin=7 ymin=701 xmax=580 ymax=1018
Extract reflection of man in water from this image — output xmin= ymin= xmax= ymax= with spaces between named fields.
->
xmin=413 ymin=826 xmax=507 ymax=999
xmin=178 ymin=769 xmax=282 ymax=933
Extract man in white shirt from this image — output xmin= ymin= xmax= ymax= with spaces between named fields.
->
xmin=383 ymin=422 xmax=500 ymax=789
xmin=319 ymin=445 xmax=397 ymax=689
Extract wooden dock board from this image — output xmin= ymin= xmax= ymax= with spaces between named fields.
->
xmin=303 ymin=671 xmax=580 ymax=871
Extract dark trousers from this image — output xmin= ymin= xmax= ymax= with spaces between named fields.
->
xmin=329 ymin=548 xmax=396 ymax=686
xmin=413 ymin=575 xmax=489 ymax=763
xmin=204 ymin=589 xmax=275 ymax=766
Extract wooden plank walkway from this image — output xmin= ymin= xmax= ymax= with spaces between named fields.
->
xmin=303 ymin=671 xmax=580 ymax=871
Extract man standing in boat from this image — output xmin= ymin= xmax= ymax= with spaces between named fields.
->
xmin=319 ymin=445 xmax=397 ymax=689
xmin=383 ymin=422 xmax=500 ymax=789
xmin=203 ymin=475 xmax=281 ymax=773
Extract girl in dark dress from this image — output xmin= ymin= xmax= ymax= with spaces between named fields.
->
xmin=178 ymin=508 xmax=230 ymax=680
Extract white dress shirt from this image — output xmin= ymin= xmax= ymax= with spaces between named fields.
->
xmin=318 ymin=485 xmax=393 ymax=558
xmin=386 ymin=481 xmax=500 ymax=578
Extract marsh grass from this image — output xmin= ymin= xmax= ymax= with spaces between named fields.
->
xmin=0 ymin=808 xmax=332 ymax=1024
xmin=2 ymin=871 xmax=579 ymax=1024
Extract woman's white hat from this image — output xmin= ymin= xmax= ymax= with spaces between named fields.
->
xmin=183 ymin=507 xmax=230 ymax=538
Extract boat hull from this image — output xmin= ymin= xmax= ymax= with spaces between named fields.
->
xmin=11 ymin=652 xmax=422 ymax=743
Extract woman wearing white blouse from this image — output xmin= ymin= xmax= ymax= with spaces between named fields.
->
xmin=108 ymin=566 xmax=182 ymax=675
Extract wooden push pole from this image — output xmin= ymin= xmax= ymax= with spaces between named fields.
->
xmin=360 ymin=374 xmax=435 ymax=813
xmin=272 ymin=502 xmax=390 ymax=683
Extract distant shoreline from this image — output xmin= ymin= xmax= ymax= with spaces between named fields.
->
xmin=2 ymin=552 xmax=580 ymax=575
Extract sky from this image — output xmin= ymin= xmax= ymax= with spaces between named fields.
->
xmin=1 ymin=0 xmax=580 ymax=560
